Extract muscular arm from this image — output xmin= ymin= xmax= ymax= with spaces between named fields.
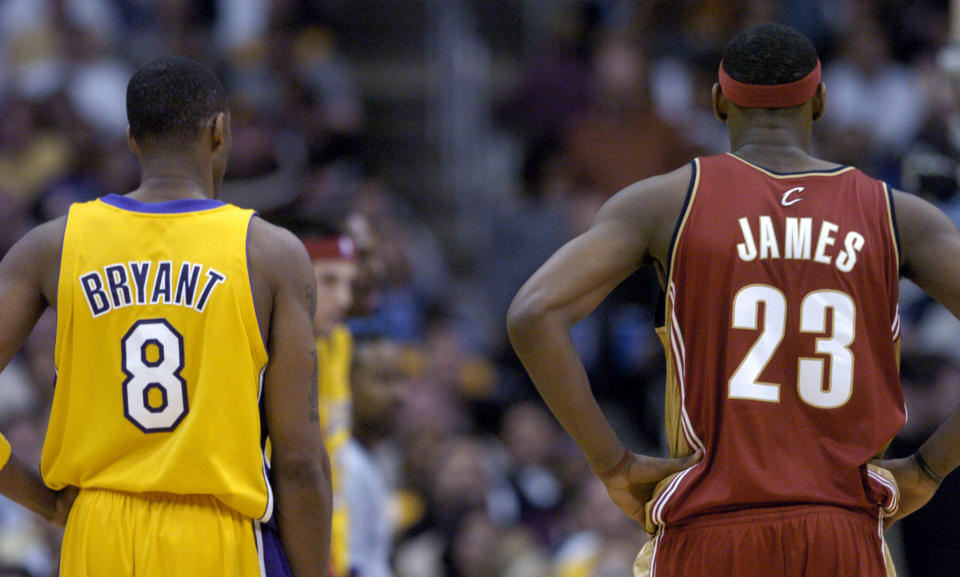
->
xmin=250 ymin=219 xmax=332 ymax=576
xmin=0 ymin=220 xmax=61 ymax=370
xmin=507 ymin=167 xmax=691 ymax=472
xmin=896 ymin=190 xmax=960 ymax=481
xmin=0 ymin=219 xmax=73 ymax=525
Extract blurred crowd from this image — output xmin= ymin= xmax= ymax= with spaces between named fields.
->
xmin=0 ymin=0 xmax=960 ymax=576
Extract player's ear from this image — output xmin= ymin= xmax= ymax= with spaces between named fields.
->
xmin=126 ymin=126 xmax=140 ymax=155
xmin=210 ymin=113 xmax=226 ymax=151
xmin=811 ymin=82 xmax=826 ymax=122
xmin=712 ymin=83 xmax=728 ymax=122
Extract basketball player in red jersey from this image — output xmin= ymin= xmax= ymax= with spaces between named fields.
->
xmin=509 ymin=23 xmax=956 ymax=576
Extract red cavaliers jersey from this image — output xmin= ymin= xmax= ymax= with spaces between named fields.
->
xmin=648 ymin=153 xmax=904 ymax=529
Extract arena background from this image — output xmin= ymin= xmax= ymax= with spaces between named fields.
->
xmin=0 ymin=1 xmax=958 ymax=575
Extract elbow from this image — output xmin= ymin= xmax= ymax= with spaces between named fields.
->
xmin=270 ymin=448 xmax=333 ymax=524
xmin=272 ymin=449 xmax=331 ymax=489
xmin=507 ymin=289 xmax=552 ymax=347
xmin=506 ymin=292 xmax=532 ymax=342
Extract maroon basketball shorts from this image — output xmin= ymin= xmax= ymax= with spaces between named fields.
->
xmin=635 ymin=504 xmax=892 ymax=577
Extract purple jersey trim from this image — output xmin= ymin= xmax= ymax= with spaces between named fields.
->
xmin=100 ymin=194 xmax=226 ymax=214
xmin=258 ymin=518 xmax=294 ymax=577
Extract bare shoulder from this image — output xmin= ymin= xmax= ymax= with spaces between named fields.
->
xmin=889 ymin=188 xmax=960 ymax=273
xmin=247 ymin=217 xmax=313 ymax=281
xmin=604 ymin=163 xmax=692 ymax=211
xmin=890 ymin=189 xmax=957 ymax=245
xmin=891 ymin=189 xmax=949 ymax=225
xmin=0 ymin=216 xmax=68 ymax=306
xmin=594 ymin=163 xmax=694 ymax=265
xmin=13 ymin=216 xmax=68 ymax=259
xmin=247 ymin=216 xmax=306 ymax=266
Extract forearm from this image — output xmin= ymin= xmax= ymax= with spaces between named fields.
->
xmin=917 ymin=408 xmax=960 ymax=481
xmin=272 ymin=457 xmax=333 ymax=577
xmin=0 ymin=438 xmax=56 ymax=522
xmin=508 ymin=310 xmax=626 ymax=473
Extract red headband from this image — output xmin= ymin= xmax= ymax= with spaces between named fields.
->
xmin=303 ymin=235 xmax=357 ymax=261
xmin=718 ymin=60 xmax=821 ymax=109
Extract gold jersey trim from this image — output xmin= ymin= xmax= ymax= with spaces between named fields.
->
xmin=724 ymin=152 xmax=857 ymax=178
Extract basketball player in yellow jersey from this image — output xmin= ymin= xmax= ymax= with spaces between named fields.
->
xmin=0 ymin=57 xmax=331 ymax=577
xmin=301 ymin=231 xmax=359 ymax=577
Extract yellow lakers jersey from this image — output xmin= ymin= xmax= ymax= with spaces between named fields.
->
xmin=43 ymin=194 xmax=271 ymax=521
xmin=316 ymin=325 xmax=353 ymax=577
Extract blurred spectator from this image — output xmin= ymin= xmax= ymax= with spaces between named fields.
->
xmin=218 ymin=98 xmax=309 ymax=213
xmin=495 ymin=1 xmax=595 ymax=150
xmin=553 ymin=477 xmax=649 ymax=577
xmin=346 ymin=335 xmax=407 ymax=577
xmin=0 ymin=99 xmax=73 ymax=211
xmin=477 ymin=139 xmax=577 ymax=358
xmin=901 ymin=45 xmax=960 ymax=215
xmin=394 ymin=436 xmax=495 ymax=577
xmin=819 ymin=5 xmax=927 ymax=180
xmin=498 ymin=402 xmax=565 ymax=544
xmin=442 ymin=509 xmax=550 ymax=577
xmin=346 ymin=208 xmax=388 ymax=319
xmin=126 ymin=0 xmax=218 ymax=60
xmin=0 ymin=1 xmax=64 ymax=100
xmin=31 ymin=92 xmax=111 ymax=221
xmin=347 ymin=180 xmax=450 ymax=343
xmin=562 ymin=31 xmax=701 ymax=196
xmin=62 ymin=24 xmax=131 ymax=140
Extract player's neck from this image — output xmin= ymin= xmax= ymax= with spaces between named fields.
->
xmin=132 ymin=155 xmax=217 ymax=201
xmin=731 ymin=141 xmax=810 ymax=163
xmin=730 ymin=119 xmax=810 ymax=149
xmin=727 ymin=123 xmax=830 ymax=172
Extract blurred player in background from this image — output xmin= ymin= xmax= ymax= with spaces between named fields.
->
xmin=0 ymin=56 xmax=331 ymax=576
xmin=509 ymin=23 xmax=960 ymax=576
xmin=302 ymin=224 xmax=359 ymax=577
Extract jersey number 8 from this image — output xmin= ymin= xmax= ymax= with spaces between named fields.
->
xmin=121 ymin=319 xmax=189 ymax=432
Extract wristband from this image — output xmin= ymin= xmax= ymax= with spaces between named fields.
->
xmin=913 ymin=451 xmax=944 ymax=484
xmin=595 ymin=449 xmax=631 ymax=480
xmin=0 ymin=433 xmax=10 ymax=470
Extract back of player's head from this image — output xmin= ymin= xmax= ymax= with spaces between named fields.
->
xmin=721 ymin=23 xmax=818 ymax=86
xmin=126 ymin=57 xmax=228 ymax=145
xmin=291 ymin=207 xmax=359 ymax=263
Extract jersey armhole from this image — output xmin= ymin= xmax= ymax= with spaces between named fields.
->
xmin=53 ymin=206 xmax=78 ymax=368
xmin=244 ymin=212 xmax=270 ymax=358
xmin=882 ymin=182 xmax=902 ymax=270
xmin=657 ymin=159 xmax=699 ymax=329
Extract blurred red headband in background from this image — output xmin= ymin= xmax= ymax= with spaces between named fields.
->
xmin=303 ymin=235 xmax=357 ymax=261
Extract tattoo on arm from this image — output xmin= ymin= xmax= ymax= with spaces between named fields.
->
xmin=308 ymin=349 xmax=320 ymax=422
xmin=306 ymin=283 xmax=317 ymax=316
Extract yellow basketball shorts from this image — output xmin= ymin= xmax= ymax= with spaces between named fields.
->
xmin=60 ymin=489 xmax=285 ymax=577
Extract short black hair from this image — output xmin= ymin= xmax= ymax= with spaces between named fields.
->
xmin=721 ymin=23 xmax=818 ymax=85
xmin=126 ymin=57 xmax=228 ymax=144
xmin=287 ymin=204 xmax=353 ymax=240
